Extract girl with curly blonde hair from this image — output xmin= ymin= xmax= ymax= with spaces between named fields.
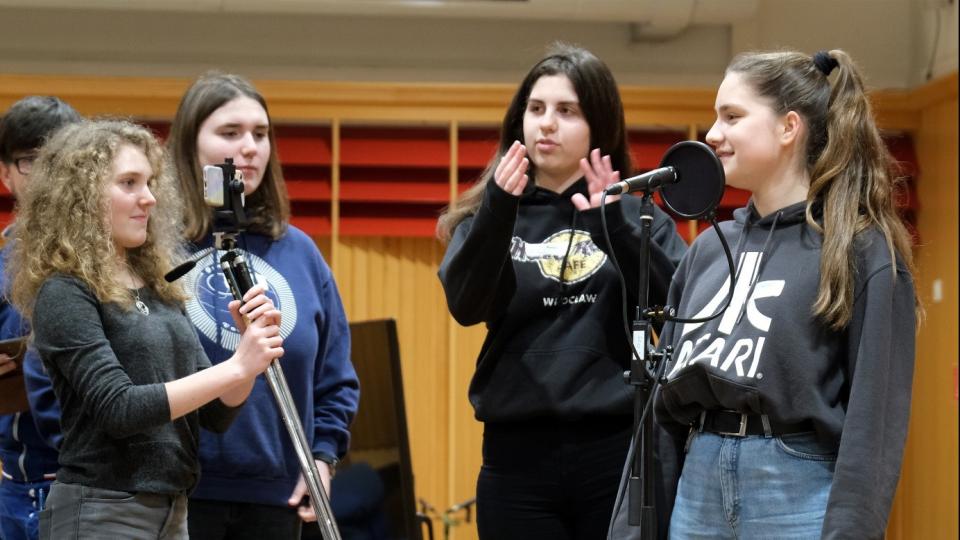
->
xmin=8 ymin=119 xmax=285 ymax=540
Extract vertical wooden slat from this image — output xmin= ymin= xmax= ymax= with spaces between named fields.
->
xmin=892 ymin=89 xmax=958 ymax=539
xmin=687 ymin=122 xmax=701 ymax=242
xmin=447 ymin=120 xmax=459 ymax=532
xmin=331 ymin=119 xmax=341 ymax=275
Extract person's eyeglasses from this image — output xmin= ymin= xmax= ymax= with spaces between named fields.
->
xmin=13 ymin=155 xmax=37 ymax=176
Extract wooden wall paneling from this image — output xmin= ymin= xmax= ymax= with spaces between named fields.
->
xmin=684 ymin=124 xmax=701 ymax=242
xmin=448 ymin=323 xmax=486 ymax=540
xmin=891 ymin=73 xmax=958 ymax=539
xmin=337 ymin=123 xmax=450 ymax=237
xmin=330 ymin=119 xmax=342 ymax=273
xmin=0 ymin=75 xmax=930 ymax=230
xmin=313 ymin=236 xmax=333 ymax=266
xmin=332 ymin=236 xmax=452 ymax=535
xmin=445 ymin=121 xmax=485 ymax=540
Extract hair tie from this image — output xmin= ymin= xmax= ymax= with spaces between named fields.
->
xmin=812 ymin=51 xmax=839 ymax=76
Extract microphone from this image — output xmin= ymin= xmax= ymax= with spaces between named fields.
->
xmin=603 ymin=141 xmax=725 ymax=220
xmin=164 ymin=248 xmax=215 ymax=283
xmin=604 ymin=166 xmax=678 ymax=195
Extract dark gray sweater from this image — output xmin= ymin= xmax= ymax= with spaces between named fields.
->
xmin=32 ymin=274 xmax=240 ymax=495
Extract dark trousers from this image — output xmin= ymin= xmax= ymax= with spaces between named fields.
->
xmin=187 ymin=498 xmax=301 ymax=540
xmin=476 ymin=417 xmax=632 ymax=540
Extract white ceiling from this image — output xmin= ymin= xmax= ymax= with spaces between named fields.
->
xmin=0 ymin=0 xmax=953 ymax=88
xmin=0 ymin=0 xmax=761 ymax=38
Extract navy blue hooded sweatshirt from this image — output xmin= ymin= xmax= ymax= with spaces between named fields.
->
xmin=652 ymin=201 xmax=916 ymax=539
xmin=182 ymin=227 xmax=359 ymax=507
xmin=0 ymin=238 xmax=59 ymax=484
xmin=439 ymin=179 xmax=687 ymax=423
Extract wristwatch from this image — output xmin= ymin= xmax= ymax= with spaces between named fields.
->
xmin=316 ymin=453 xmax=340 ymax=476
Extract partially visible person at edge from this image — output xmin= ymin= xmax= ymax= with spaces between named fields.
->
xmin=167 ymin=72 xmax=359 ymax=539
xmin=437 ymin=43 xmax=687 ymax=540
xmin=9 ymin=119 xmax=285 ymax=539
xmin=0 ymin=96 xmax=80 ymax=540
xmin=634 ymin=49 xmax=919 ymax=540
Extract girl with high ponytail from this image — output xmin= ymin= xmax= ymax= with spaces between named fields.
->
xmin=644 ymin=50 xmax=918 ymax=539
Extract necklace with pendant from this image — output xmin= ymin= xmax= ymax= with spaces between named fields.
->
xmin=134 ymin=287 xmax=150 ymax=316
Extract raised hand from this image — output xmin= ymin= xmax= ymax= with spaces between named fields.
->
xmin=571 ymin=148 xmax=621 ymax=211
xmin=494 ymin=140 xmax=529 ymax=196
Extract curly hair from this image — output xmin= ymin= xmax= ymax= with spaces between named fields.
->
xmin=9 ymin=119 xmax=188 ymax=318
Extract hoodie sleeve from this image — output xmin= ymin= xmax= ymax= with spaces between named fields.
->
xmin=23 ymin=347 xmax=63 ymax=450
xmin=310 ymin=257 xmax=360 ymax=461
xmin=821 ymin=263 xmax=916 ymax=539
xmin=438 ymin=181 xmax=521 ymax=326
xmin=579 ymin=198 xmax=687 ymax=310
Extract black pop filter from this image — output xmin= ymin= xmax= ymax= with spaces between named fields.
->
xmin=658 ymin=140 xmax=725 ymax=219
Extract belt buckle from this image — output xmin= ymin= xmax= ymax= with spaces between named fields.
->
xmin=718 ymin=412 xmax=749 ymax=437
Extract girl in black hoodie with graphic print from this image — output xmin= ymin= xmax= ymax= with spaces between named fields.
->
xmin=437 ymin=44 xmax=687 ymax=540
xmin=645 ymin=50 xmax=919 ymax=540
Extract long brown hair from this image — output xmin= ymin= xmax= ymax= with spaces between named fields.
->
xmin=436 ymin=43 xmax=631 ymax=242
xmin=728 ymin=49 xmax=918 ymax=329
xmin=9 ymin=120 xmax=187 ymax=318
xmin=167 ymin=72 xmax=289 ymax=242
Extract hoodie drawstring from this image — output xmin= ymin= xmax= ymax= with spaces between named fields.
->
xmin=735 ymin=210 xmax=782 ymax=325
xmin=558 ymin=206 xmax=579 ymax=291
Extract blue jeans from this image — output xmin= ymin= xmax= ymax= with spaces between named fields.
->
xmin=669 ymin=431 xmax=836 ymax=539
xmin=0 ymin=477 xmax=51 ymax=540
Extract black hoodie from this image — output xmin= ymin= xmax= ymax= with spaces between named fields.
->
xmin=653 ymin=201 xmax=916 ymax=539
xmin=439 ymin=179 xmax=687 ymax=423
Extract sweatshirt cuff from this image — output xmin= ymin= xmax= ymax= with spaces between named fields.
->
xmin=312 ymin=438 xmax=341 ymax=461
xmin=481 ymin=180 xmax=522 ymax=224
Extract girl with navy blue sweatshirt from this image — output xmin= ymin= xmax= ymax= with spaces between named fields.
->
xmin=167 ymin=72 xmax=360 ymax=539
xmin=437 ymin=44 xmax=687 ymax=540
xmin=645 ymin=50 xmax=919 ymax=539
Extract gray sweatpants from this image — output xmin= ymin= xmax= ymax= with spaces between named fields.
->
xmin=39 ymin=482 xmax=187 ymax=539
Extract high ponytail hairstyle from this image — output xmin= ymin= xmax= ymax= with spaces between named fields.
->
xmin=727 ymin=49 xmax=918 ymax=330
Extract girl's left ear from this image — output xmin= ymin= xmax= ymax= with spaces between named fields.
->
xmin=780 ymin=111 xmax=803 ymax=146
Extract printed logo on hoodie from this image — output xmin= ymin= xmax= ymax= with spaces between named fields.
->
xmin=183 ymin=250 xmax=298 ymax=350
xmin=510 ymin=229 xmax=607 ymax=285
xmin=667 ymin=252 xmax=784 ymax=380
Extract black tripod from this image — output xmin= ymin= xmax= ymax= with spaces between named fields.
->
xmin=623 ymin=194 xmax=672 ymax=538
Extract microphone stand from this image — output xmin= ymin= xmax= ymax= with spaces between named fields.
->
xmin=184 ymin=158 xmax=341 ymax=539
xmin=625 ymin=193 xmax=671 ymax=538
xmin=215 ymin=231 xmax=342 ymax=540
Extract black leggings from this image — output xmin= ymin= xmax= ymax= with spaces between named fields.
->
xmin=476 ymin=417 xmax=632 ymax=540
